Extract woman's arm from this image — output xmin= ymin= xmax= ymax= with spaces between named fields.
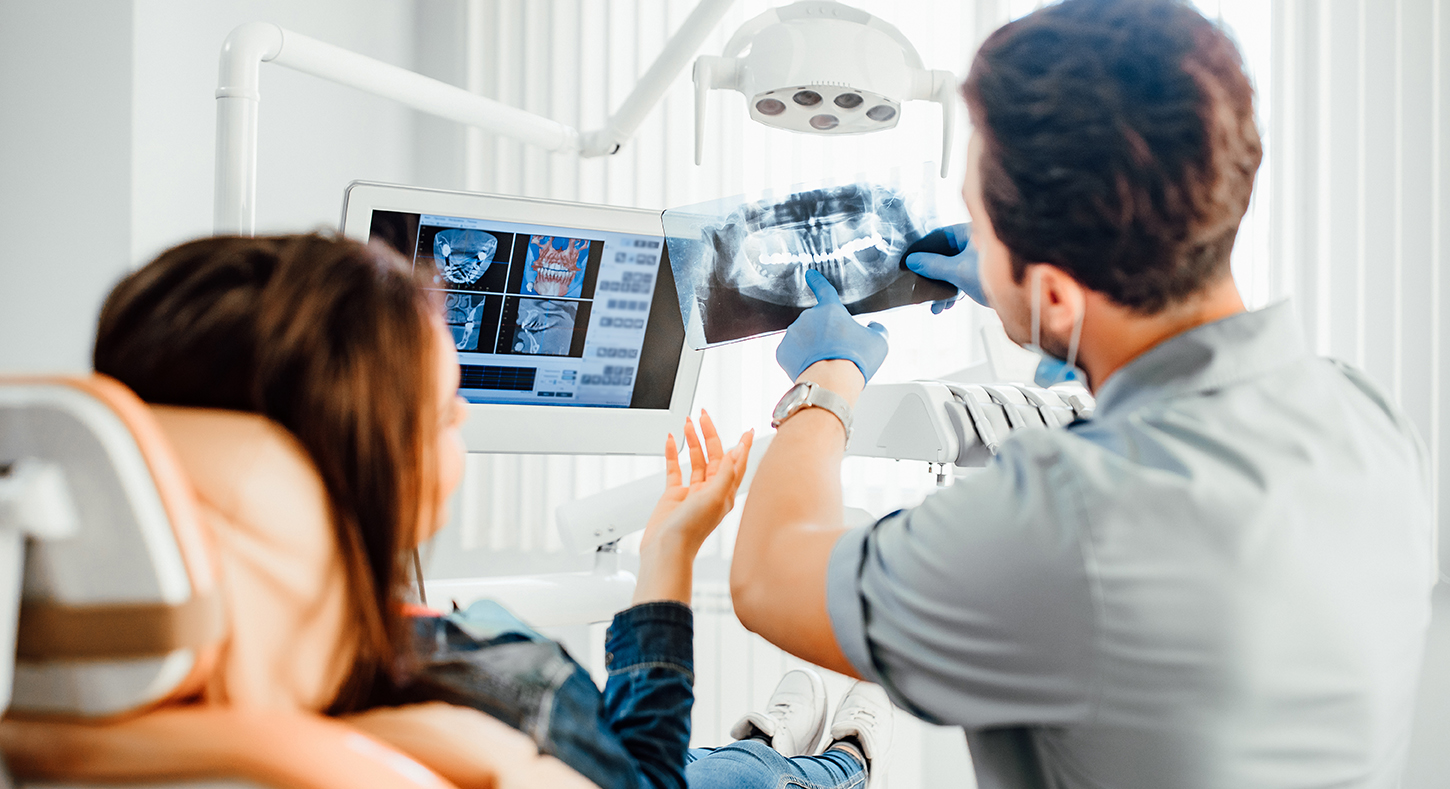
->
xmin=346 ymin=702 xmax=598 ymax=789
xmin=598 ymin=413 xmax=752 ymax=789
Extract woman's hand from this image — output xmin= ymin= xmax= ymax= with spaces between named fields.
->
xmin=632 ymin=410 xmax=752 ymax=606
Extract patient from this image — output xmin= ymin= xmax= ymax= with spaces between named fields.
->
xmin=90 ymin=234 xmax=890 ymax=789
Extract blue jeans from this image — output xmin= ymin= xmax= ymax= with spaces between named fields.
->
xmin=687 ymin=740 xmax=866 ymax=789
xmin=400 ymin=601 xmax=866 ymax=789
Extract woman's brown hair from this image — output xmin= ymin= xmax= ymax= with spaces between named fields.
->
xmin=93 ymin=233 xmax=440 ymax=713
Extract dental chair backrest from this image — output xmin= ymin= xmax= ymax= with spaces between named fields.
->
xmin=0 ymin=375 xmax=220 ymax=718
xmin=0 ymin=375 xmax=453 ymax=789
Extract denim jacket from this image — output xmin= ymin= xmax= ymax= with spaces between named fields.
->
xmin=396 ymin=600 xmax=695 ymax=789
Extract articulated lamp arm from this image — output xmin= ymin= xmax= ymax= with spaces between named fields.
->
xmin=214 ymin=0 xmax=736 ymax=236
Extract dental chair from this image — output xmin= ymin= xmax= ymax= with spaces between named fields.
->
xmin=0 ymin=375 xmax=457 ymax=789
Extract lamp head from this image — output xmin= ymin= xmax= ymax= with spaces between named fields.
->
xmin=694 ymin=1 xmax=957 ymax=176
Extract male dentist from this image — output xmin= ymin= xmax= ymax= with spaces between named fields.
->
xmin=731 ymin=1 xmax=1437 ymax=787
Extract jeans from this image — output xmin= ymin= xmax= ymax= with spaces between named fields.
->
xmin=687 ymin=740 xmax=867 ymax=789
xmin=399 ymin=601 xmax=867 ymax=789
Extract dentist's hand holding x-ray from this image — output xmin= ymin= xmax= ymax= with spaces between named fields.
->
xmin=777 ymin=220 xmax=1082 ymax=392
xmin=903 ymin=223 xmax=988 ymax=313
xmin=775 ymin=270 xmax=890 ymax=384
xmin=903 ymin=222 xmax=1084 ymax=388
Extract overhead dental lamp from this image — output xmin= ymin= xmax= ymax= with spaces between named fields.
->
xmin=693 ymin=1 xmax=959 ymax=176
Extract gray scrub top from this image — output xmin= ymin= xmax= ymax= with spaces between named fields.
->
xmin=827 ymin=303 xmax=1436 ymax=789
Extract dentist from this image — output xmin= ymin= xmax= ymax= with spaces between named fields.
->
xmin=730 ymin=1 xmax=1436 ymax=788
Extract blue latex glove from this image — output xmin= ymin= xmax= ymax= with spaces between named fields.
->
xmin=776 ymin=270 xmax=890 ymax=382
xmin=903 ymin=223 xmax=988 ymax=313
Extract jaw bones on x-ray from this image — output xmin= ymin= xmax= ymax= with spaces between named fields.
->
xmin=665 ymin=183 xmax=956 ymax=347
xmin=433 ymin=229 xmax=500 ymax=287
xmin=444 ymin=292 xmax=501 ymax=352
xmin=512 ymin=298 xmax=578 ymax=356
xmin=719 ymin=185 xmax=916 ymax=306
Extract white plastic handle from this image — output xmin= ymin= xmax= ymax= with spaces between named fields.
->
xmin=931 ymin=70 xmax=958 ymax=177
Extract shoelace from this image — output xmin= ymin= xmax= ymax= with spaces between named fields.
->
xmin=839 ymin=705 xmax=876 ymax=726
xmin=767 ymin=700 xmax=803 ymax=723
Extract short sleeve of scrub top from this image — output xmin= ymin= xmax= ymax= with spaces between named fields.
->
xmin=826 ymin=429 xmax=1100 ymax=728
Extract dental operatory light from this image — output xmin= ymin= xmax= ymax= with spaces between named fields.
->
xmin=693 ymin=1 xmax=958 ymax=176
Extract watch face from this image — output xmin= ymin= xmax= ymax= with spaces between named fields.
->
xmin=772 ymin=382 xmax=812 ymax=422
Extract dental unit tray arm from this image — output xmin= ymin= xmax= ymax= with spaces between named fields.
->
xmin=213 ymin=0 xmax=737 ymax=235
xmin=847 ymin=380 xmax=1095 ymax=473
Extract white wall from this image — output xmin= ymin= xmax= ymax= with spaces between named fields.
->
xmin=0 ymin=2 xmax=134 ymax=373
xmin=130 ymin=0 xmax=419 ymax=265
xmin=0 ymin=0 xmax=422 ymax=375
xmin=1268 ymin=2 xmax=1450 ymax=784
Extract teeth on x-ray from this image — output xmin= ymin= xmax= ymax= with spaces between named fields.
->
xmin=433 ymin=229 xmax=499 ymax=286
xmin=705 ymin=184 xmax=922 ymax=307
xmin=513 ymin=299 xmax=577 ymax=356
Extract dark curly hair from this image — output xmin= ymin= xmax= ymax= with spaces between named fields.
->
xmin=963 ymin=0 xmax=1262 ymax=313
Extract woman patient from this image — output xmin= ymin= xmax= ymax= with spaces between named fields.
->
xmin=90 ymin=233 xmax=891 ymax=789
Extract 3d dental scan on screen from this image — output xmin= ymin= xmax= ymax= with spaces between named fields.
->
xmin=664 ymin=181 xmax=956 ymax=348
xmin=342 ymin=182 xmax=702 ymax=455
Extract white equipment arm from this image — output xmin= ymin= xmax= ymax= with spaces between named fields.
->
xmin=215 ymin=0 xmax=736 ymax=235
xmin=848 ymin=381 xmax=1094 ymax=470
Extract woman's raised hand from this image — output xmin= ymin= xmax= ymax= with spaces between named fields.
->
xmin=632 ymin=410 xmax=752 ymax=606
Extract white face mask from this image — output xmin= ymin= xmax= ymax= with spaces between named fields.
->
xmin=1023 ymin=267 xmax=1085 ymax=388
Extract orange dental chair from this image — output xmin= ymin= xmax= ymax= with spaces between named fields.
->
xmin=0 ymin=376 xmax=593 ymax=789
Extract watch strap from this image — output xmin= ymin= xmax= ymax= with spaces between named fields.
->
xmin=772 ymin=382 xmax=853 ymax=441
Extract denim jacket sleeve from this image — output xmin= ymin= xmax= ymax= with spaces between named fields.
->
xmin=601 ymin=601 xmax=695 ymax=789
xmin=398 ymin=602 xmax=694 ymax=789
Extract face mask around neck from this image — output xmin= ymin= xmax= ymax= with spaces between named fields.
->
xmin=1024 ymin=267 xmax=1085 ymax=389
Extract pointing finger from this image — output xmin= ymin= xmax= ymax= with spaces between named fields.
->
xmin=804 ymin=270 xmax=842 ymax=306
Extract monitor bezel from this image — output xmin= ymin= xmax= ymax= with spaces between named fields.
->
xmin=342 ymin=181 xmax=704 ymax=456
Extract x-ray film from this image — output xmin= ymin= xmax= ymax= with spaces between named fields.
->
xmin=664 ymin=182 xmax=956 ymax=348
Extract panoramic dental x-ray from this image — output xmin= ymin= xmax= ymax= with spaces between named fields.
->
xmin=666 ymin=182 xmax=955 ymax=347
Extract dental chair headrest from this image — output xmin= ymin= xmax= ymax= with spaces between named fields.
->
xmin=2 ymin=376 xmax=353 ymax=719
xmin=2 ymin=376 xmax=222 ymax=719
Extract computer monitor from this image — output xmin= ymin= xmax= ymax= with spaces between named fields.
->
xmin=341 ymin=182 xmax=703 ymax=455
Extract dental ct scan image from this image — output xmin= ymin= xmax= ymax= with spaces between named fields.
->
xmin=443 ymin=292 xmax=503 ymax=352
xmin=664 ymin=181 xmax=956 ymax=348
xmin=499 ymin=295 xmax=590 ymax=357
xmin=363 ymin=203 xmax=674 ymax=410
xmin=510 ymin=298 xmax=579 ymax=356
xmin=524 ymin=235 xmax=592 ymax=298
xmin=418 ymin=225 xmax=515 ymax=293
xmin=432 ymin=228 xmax=504 ymax=289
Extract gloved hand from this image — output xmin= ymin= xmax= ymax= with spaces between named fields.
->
xmin=776 ymin=270 xmax=890 ymax=382
xmin=903 ymin=223 xmax=988 ymax=313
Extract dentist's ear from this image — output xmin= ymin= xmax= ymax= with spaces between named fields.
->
xmin=1034 ymin=265 xmax=1087 ymax=339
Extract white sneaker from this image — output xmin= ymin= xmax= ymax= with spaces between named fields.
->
xmin=826 ymin=681 xmax=893 ymax=785
xmin=729 ymin=668 xmax=828 ymax=757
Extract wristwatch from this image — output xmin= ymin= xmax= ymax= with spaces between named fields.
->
xmin=771 ymin=381 xmax=853 ymax=442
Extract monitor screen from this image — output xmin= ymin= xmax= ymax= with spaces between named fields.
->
xmin=342 ymin=182 xmax=702 ymax=455
xmin=368 ymin=209 xmax=683 ymax=410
